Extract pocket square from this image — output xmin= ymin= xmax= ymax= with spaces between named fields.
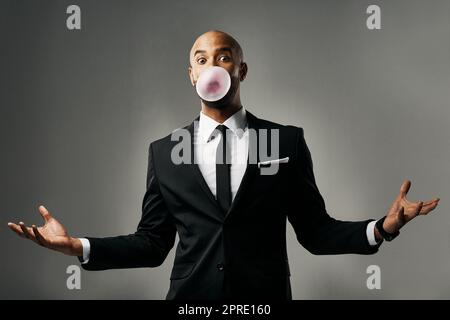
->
xmin=257 ymin=157 xmax=289 ymax=168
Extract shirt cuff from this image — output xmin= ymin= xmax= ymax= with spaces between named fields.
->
xmin=78 ymin=238 xmax=91 ymax=264
xmin=366 ymin=220 xmax=381 ymax=246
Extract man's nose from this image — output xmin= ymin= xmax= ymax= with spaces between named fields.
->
xmin=206 ymin=59 xmax=219 ymax=68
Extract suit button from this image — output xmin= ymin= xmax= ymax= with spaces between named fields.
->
xmin=217 ymin=263 xmax=224 ymax=271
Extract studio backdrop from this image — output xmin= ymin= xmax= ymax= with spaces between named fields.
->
xmin=1 ymin=0 xmax=449 ymax=299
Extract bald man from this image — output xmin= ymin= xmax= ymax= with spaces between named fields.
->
xmin=8 ymin=30 xmax=440 ymax=300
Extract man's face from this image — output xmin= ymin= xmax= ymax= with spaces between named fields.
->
xmin=188 ymin=32 xmax=247 ymax=94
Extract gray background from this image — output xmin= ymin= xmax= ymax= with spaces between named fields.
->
xmin=1 ymin=0 xmax=449 ymax=299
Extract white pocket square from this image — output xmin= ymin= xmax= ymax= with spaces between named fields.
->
xmin=257 ymin=157 xmax=289 ymax=168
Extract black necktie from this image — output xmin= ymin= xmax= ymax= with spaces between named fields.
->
xmin=215 ymin=124 xmax=231 ymax=214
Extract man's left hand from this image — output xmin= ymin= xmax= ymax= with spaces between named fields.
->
xmin=377 ymin=180 xmax=440 ymax=238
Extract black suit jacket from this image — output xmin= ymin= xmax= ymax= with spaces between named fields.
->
xmin=80 ymin=110 xmax=381 ymax=300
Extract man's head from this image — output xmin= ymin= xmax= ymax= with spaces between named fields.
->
xmin=189 ymin=30 xmax=248 ymax=109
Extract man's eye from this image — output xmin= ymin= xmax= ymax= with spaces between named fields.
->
xmin=197 ymin=58 xmax=206 ymax=64
xmin=219 ymin=56 xmax=231 ymax=62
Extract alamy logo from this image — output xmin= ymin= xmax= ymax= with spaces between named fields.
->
xmin=366 ymin=265 xmax=381 ymax=290
xmin=66 ymin=5 xmax=81 ymax=30
xmin=65 ymin=5 xmax=383 ymax=32
xmin=66 ymin=265 xmax=81 ymax=290
xmin=366 ymin=5 xmax=381 ymax=30
xmin=170 ymin=123 xmax=281 ymax=175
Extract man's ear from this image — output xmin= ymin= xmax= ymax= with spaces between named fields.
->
xmin=239 ymin=62 xmax=248 ymax=82
xmin=188 ymin=66 xmax=195 ymax=87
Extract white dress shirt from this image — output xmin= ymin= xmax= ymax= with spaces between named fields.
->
xmin=78 ymin=107 xmax=379 ymax=264
xmin=195 ymin=106 xmax=249 ymax=201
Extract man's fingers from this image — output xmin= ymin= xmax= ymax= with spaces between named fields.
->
xmin=18 ymin=222 xmax=31 ymax=237
xmin=420 ymin=204 xmax=437 ymax=215
xmin=423 ymin=198 xmax=440 ymax=206
xmin=399 ymin=180 xmax=411 ymax=199
xmin=420 ymin=199 xmax=440 ymax=215
xmin=397 ymin=206 xmax=406 ymax=225
xmin=38 ymin=205 xmax=52 ymax=223
xmin=415 ymin=201 xmax=423 ymax=216
xmin=32 ymin=225 xmax=47 ymax=246
xmin=8 ymin=222 xmax=26 ymax=238
xmin=19 ymin=222 xmax=37 ymax=243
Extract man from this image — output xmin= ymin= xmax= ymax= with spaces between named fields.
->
xmin=8 ymin=30 xmax=440 ymax=300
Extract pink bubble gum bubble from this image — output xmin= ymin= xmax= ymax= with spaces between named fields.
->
xmin=196 ymin=66 xmax=231 ymax=102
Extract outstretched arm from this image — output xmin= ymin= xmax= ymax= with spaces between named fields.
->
xmin=8 ymin=142 xmax=177 ymax=270
xmin=287 ymin=128 xmax=439 ymax=255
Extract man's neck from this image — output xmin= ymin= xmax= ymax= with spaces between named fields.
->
xmin=201 ymin=102 xmax=242 ymax=123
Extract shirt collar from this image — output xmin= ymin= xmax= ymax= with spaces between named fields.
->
xmin=198 ymin=106 xmax=247 ymax=143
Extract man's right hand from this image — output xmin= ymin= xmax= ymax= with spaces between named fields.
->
xmin=7 ymin=205 xmax=83 ymax=257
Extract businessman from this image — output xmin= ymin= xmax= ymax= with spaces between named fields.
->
xmin=8 ymin=30 xmax=440 ymax=300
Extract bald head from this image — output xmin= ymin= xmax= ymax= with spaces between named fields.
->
xmin=189 ymin=30 xmax=244 ymax=67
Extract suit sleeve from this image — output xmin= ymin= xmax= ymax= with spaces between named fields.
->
xmin=80 ymin=142 xmax=177 ymax=270
xmin=287 ymin=128 xmax=381 ymax=255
